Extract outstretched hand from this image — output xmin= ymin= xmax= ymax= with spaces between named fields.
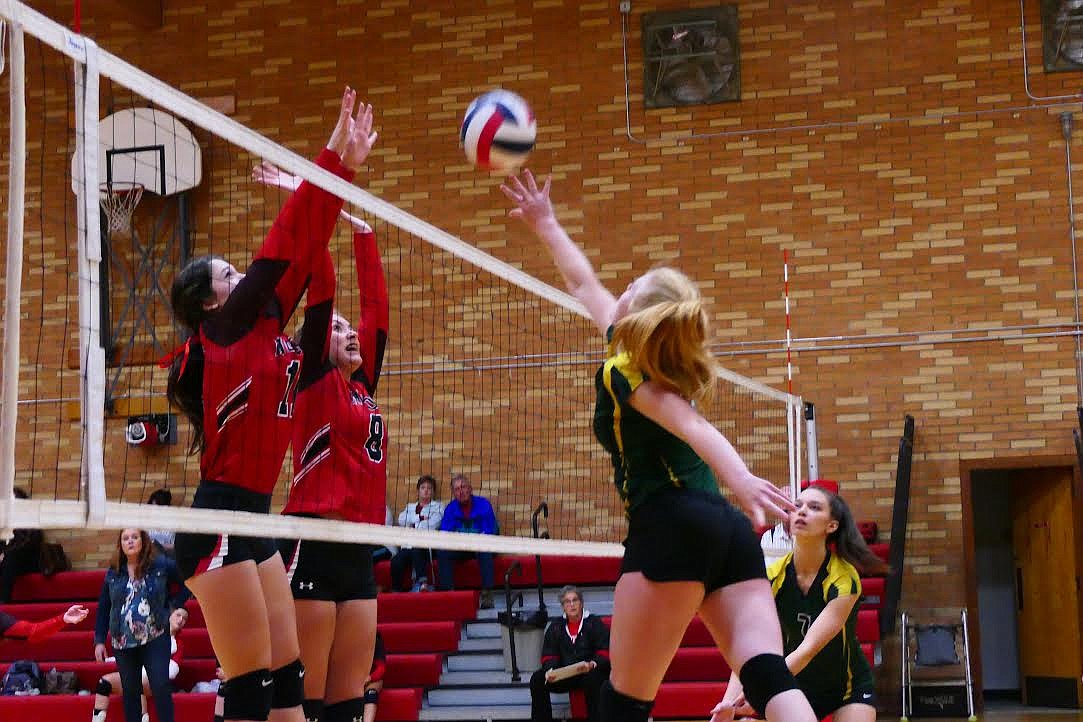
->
xmin=252 ymin=161 xmax=301 ymax=192
xmin=326 ymin=87 xmax=379 ymax=171
xmin=709 ymin=701 xmax=737 ymax=722
xmin=327 ymin=86 xmax=358 ymax=156
xmin=727 ymin=471 xmax=796 ymax=532
xmin=500 ymin=169 xmax=556 ymax=233
xmin=341 ymin=101 xmax=378 ymax=171
xmin=710 ymin=695 xmax=755 ymax=722
xmin=63 ymin=605 xmax=89 ymax=625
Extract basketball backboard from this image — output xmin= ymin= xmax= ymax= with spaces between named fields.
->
xmin=71 ymin=107 xmax=202 ymax=196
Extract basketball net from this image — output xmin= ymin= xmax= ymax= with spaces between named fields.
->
xmin=99 ymin=182 xmax=143 ymax=236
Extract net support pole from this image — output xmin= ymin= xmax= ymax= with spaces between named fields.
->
xmin=72 ymin=33 xmax=106 ymax=527
xmin=0 ymin=19 xmax=25 ymax=541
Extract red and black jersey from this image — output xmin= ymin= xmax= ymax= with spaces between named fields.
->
xmin=198 ymin=148 xmax=354 ymax=495
xmin=284 ymin=228 xmax=389 ymax=523
xmin=0 ymin=611 xmax=67 ymax=643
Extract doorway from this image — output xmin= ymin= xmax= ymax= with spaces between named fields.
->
xmin=962 ymin=458 xmax=1083 ymax=711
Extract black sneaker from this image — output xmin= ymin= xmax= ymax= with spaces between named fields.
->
xmin=479 ymin=590 xmax=494 ymax=609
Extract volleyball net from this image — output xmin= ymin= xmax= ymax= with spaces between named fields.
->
xmin=0 ymin=0 xmax=804 ymax=559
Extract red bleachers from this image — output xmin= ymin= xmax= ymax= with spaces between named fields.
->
xmin=373 ymin=554 xmax=622 ymax=592
xmin=11 ymin=571 xmax=107 ymax=603
xmin=3 ymin=569 xmax=489 ymax=722
xmin=0 ymin=688 xmax=424 ymax=722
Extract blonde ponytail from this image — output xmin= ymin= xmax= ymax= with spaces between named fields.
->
xmin=611 ymin=268 xmax=718 ymax=405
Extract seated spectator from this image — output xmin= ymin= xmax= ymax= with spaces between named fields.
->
xmin=390 ymin=474 xmax=444 ymax=592
xmin=1 ymin=603 xmax=88 ymax=643
xmin=0 ymin=487 xmax=43 ymax=603
xmin=92 ymin=607 xmax=188 ymax=722
xmin=362 ymin=631 xmax=386 ymax=722
xmin=437 ymin=474 xmax=498 ymax=608
xmin=372 ymin=504 xmax=400 ymax=565
xmin=146 ymin=488 xmax=175 ymax=558
xmin=530 ymin=585 xmax=609 ymax=722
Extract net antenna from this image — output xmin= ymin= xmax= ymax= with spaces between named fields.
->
xmin=98 ymin=181 xmax=143 ymax=236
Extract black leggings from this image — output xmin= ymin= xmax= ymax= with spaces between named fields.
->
xmin=114 ymin=632 xmax=174 ymax=722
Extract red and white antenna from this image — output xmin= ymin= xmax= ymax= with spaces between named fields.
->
xmin=784 ymin=249 xmax=793 ymax=397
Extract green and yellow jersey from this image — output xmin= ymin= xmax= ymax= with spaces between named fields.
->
xmin=767 ymin=551 xmax=872 ymax=700
xmin=592 ymin=328 xmax=720 ymax=515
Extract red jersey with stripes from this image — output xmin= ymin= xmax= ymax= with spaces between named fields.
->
xmin=284 ymin=228 xmax=389 ymax=523
xmin=198 ymin=149 xmax=353 ymax=495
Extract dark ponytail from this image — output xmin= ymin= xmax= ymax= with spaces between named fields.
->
xmin=167 ymin=256 xmax=215 ymax=454
xmin=823 ymin=490 xmax=890 ymax=576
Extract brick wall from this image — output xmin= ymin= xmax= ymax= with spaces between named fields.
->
xmin=8 ymin=0 xmax=1080 ymax=682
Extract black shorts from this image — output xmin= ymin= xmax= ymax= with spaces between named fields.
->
xmin=805 ymin=680 xmax=876 ymax=719
xmin=175 ymin=482 xmax=278 ymax=581
xmin=277 ymin=538 xmax=377 ymax=602
xmin=621 ymin=487 xmax=766 ymax=594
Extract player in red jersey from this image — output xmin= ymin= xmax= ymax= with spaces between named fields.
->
xmin=253 ymin=160 xmax=388 ymax=722
xmin=165 ymin=89 xmax=378 ymax=722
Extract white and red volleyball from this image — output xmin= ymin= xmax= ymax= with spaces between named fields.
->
xmin=460 ymin=90 xmax=536 ymax=172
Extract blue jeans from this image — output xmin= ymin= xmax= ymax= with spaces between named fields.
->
xmin=114 ymin=631 xmax=174 ymax=722
xmin=436 ymin=550 xmax=494 ymax=591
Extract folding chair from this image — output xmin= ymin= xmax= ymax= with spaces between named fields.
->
xmin=900 ymin=609 xmax=976 ymax=721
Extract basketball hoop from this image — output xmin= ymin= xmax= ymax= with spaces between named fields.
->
xmin=99 ymin=182 xmax=144 ymax=236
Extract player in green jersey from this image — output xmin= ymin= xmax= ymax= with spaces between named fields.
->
xmin=715 ymin=483 xmax=889 ymax=721
xmin=502 ymin=170 xmax=817 ymax=722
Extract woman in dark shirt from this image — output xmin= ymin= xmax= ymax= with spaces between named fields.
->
xmin=94 ymin=529 xmax=188 ymax=722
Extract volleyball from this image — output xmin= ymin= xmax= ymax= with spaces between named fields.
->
xmin=460 ymin=90 xmax=536 ymax=172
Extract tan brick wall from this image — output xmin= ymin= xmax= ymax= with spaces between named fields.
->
xmin=8 ymin=0 xmax=1083 ymax=697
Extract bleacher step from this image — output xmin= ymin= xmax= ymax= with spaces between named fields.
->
xmin=428 ymin=687 xmax=555 ymax=707
xmin=478 ymin=601 xmax=615 ymax=621
xmin=458 ymin=637 xmax=503 ymax=652
xmin=439 ymin=670 xmax=532 ymax=686
xmin=446 ymin=653 xmax=505 ymax=672
xmin=419 ymin=703 xmax=569 ymax=721
xmin=464 ymin=621 xmax=501 ymax=638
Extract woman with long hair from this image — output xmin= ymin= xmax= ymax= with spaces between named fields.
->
xmin=501 ymin=170 xmax=816 ymax=722
xmin=93 ymin=529 xmax=188 ymax=722
xmin=715 ymin=484 xmax=889 ymax=722
xmin=253 ymin=159 xmax=388 ymax=722
xmin=165 ymin=89 xmax=377 ymax=722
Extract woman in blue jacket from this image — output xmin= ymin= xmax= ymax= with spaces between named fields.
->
xmin=93 ymin=528 xmax=189 ymax=722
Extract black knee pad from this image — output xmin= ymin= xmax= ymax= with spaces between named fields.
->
xmin=271 ymin=659 xmax=305 ymax=710
xmin=599 ymin=680 xmax=653 ymax=722
xmin=302 ymin=698 xmax=325 ymax=722
xmin=364 ymin=688 xmax=379 ymax=705
xmin=222 ymin=668 xmax=272 ymax=722
xmin=95 ymin=677 xmax=113 ymax=696
xmin=325 ymin=698 xmax=365 ymax=722
xmin=738 ymin=653 xmax=799 ymax=715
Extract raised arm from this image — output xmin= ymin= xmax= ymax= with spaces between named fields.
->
xmin=217 ymin=90 xmax=377 ymax=337
xmin=502 ymin=170 xmax=616 ymax=336
xmin=627 ymin=382 xmax=795 ymax=530
xmin=350 ymin=225 xmax=389 ymax=394
xmin=295 ymin=247 xmax=336 ymax=390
